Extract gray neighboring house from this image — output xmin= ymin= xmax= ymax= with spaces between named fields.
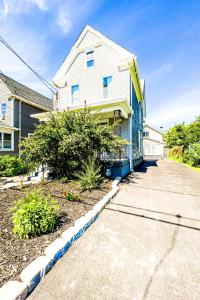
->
xmin=0 ymin=73 xmax=53 ymax=156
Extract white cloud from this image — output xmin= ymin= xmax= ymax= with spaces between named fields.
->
xmin=55 ymin=0 xmax=98 ymax=35
xmin=146 ymin=64 xmax=173 ymax=85
xmin=57 ymin=9 xmax=73 ymax=35
xmin=28 ymin=0 xmax=47 ymax=11
xmin=0 ymin=0 xmax=47 ymax=18
xmin=146 ymin=86 xmax=200 ymax=129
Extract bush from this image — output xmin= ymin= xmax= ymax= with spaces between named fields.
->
xmin=11 ymin=189 xmax=60 ymax=239
xmin=168 ymin=146 xmax=184 ymax=160
xmin=0 ymin=155 xmax=27 ymax=177
xmin=76 ymin=158 xmax=102 ymax=191
xmin=21 ymin=110 xmax=127 ymax=178
xmin=183 ymin=144 xmax=200 ymax=167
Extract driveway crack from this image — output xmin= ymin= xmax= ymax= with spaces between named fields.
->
xmin=142 ymin=221 xmax=179 ymax=300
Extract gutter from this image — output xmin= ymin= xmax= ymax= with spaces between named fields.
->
xmin=12 ymin=95 xmax=53 ymax=112
xmin=128 ymin=59 xmax=143 ymax=102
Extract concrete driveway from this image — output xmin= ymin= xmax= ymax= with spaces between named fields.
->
xmin=29 ymin=159 xmax=200 ymax=300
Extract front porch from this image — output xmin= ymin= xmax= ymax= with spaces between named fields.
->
xmin=32 ymin=98 xmax=133 ymax=178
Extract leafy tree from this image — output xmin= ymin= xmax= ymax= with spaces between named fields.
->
xmin=164 ymin=123 xmax=188 ymax=149
xmin=21 ymin=110 xmax=127 ymax=178
xmin=187 ymin=116 xmax=200 ymax=145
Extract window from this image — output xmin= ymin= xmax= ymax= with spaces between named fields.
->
xmin=143 ymin=131 xmax=149 ymax=137
xmin=86 ymin=51 xmax=94 ymax=68
xmin=102 ymin=76 xmax=113 ymax=99
xmin=71 ymin=85 xmax=79 ymax=104
xmin=0 ymin=132 xmax=12 ymax=150
xmin=1 ymin=103 xmax=6 ymax=119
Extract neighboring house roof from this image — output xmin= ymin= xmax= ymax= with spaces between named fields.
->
xmin=144 ymin=123 xmax=164 ymax=135
xmin=53 ymin=25 xmax=136 ymax=84
xmin=0 ymin=73 xmax=53 ymax=111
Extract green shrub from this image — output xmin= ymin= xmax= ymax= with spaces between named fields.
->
xmin=168 ymin=146 xmax=184 ymax=160
xmin=11 ymin=189 xmax=60 ymax=239
xmin=76 ymin=158 xmax=102 ymax=191
xmin=0 ymin=155 xmax=27 ymax=177
xmin=183 ymin=144 xmax=200 ymax=167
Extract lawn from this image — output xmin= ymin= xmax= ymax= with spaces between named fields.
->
xmin=0 ymin=179 xmax=111 ymax=287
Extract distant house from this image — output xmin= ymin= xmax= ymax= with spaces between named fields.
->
xmin=0 ymin=73 xmax=53 ymax=156
xmin=33 ymin=25 xmax=146 ymax=177
xmin=143 ymin=123 xmax=164 ymax=160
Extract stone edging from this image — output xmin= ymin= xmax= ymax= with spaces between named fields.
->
xmin=0 ymin=177 xmax=121 ymax=300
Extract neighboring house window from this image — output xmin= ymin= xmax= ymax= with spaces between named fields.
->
xmin=71 ymin=85 xmax=79 ymax=104
xmin=143 ymin=131 xmax=149 ymax=137
xmin=1 ymin=103 xmax=6 ymax=119
xmin=102 ymin=76 xmax=113 ymax=99
xmin=0 ymin=132 xmax=12 ymax=150
xmin=86 ymin=51 xmax=94 ymax=68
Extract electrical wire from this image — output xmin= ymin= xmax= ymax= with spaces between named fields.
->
xmin=0 ymin=35 xmax=58 ymax=94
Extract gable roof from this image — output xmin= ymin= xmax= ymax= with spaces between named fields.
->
xmin=0 ymin=73 xmax=53 ymax=111
xmin=144 ymin=123 xmax=164 ymax=135
xmin=53 ymin=25 xmax=136 ymax=85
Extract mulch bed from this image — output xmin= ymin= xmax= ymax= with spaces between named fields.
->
xmin=0 ymin=179 xmax=111 ymax=287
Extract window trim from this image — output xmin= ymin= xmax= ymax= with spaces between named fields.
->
xmin=101 ymin=75 xmax=114 ymax=100
xmin=1 ymin=102 xmax=7 ymax=119
xmin=71 ymin=84 xmax=80 ymax=105
xmin=85 ymin=50 xmax=95 ymax=69
xmin=0 ymin=131 xmax=14 ymax=151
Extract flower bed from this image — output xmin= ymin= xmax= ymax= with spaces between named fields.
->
xmin=0 ymin=179 xmax=111 ymax=287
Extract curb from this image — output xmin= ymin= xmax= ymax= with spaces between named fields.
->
xmin=0 ymin=177 xmax=121 ymax=299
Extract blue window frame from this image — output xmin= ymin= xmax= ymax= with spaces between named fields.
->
xmin=86 ymin=51 xmax=94 ymax=68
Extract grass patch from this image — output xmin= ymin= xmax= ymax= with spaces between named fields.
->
xmin=169 ymin=156 xmax=200 ymax=173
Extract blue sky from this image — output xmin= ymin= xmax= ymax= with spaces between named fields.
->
xmin=0 ymin=0 xmax=199 ymax=129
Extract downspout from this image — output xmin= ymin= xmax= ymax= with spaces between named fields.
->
xmin=19 ymin=99 xmax=22 ymax=158
xmin=129 ymin=75 xmax=133 ymax=171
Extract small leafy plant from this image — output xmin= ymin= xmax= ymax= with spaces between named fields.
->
xmin=11 ymin=189 xmax=60 ymax=239
xmin=59 ymin=176 xmax=69 ymax=183
xmin=76 ymin=158 xmax=102 ymax=191
xmin=64 ymin=191 xmax=79 ymax=202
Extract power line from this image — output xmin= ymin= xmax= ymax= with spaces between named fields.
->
xmin=0 ymin=35 xmax=58 ymax=94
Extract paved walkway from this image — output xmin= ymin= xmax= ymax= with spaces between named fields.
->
xmin=29 ymin=159 xmax=200 ymax=300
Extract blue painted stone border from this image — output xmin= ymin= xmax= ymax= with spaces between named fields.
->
xmin=0 ymin=178 xmax=121 ymax=300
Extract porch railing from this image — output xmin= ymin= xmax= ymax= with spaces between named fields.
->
xmin=100 ymin=144 xmax=129 ymax=161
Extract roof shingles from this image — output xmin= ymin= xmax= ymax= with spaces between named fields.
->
xmin=0 ymin=73 xmax=53 ymax=111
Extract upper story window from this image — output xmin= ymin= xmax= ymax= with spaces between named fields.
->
xmin=0 ymin=132 xmax=12 ymax=150
xmin=86 ymin=51 xmax=94 ymax=68
xmin=1 ymin=103 xmax=6 ymax=119
xmin=143 ymin=131 xmax=149 ymax=137
xmin=71 ymin=84 xmax=79 ymax=105
xmin=102 ymin=76 xmax=113 ymax=100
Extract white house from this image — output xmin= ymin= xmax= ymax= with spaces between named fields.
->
xmin=143 ymin=124 xmax=164 ymax=160
xmin=33 ymin=25 xmax=146 ymax=177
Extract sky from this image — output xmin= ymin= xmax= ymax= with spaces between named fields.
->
xmin=0 ymin=0 xmax=199 ymax=130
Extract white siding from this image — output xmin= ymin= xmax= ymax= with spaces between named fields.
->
xmin=0 ymin=80 xmax=13 ymax=127
xmin=143 ymin=125 xmax=164 ymax=158
xmin=77 ymin=31 xmax=100 ymax=48
xmin=57 ymin=31 xmax=130 ymax=110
